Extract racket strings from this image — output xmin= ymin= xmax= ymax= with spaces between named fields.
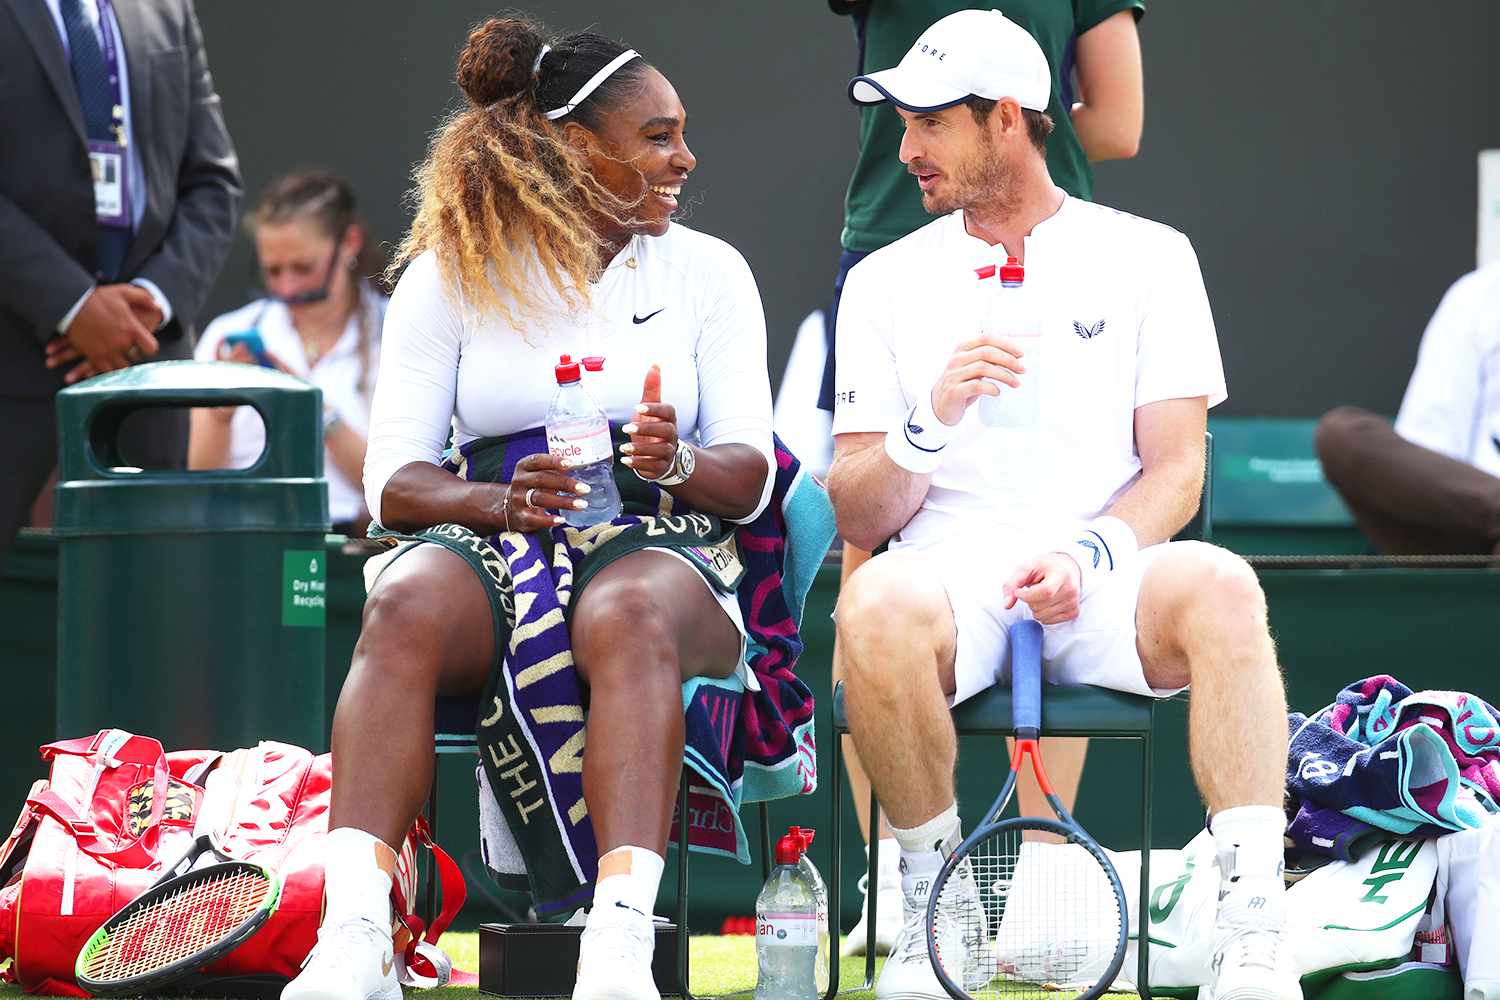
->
xmin=931 ymin=825 xmax=1125 ymax=1000
xmin=82 ymin=868 xmax=272 ymax=982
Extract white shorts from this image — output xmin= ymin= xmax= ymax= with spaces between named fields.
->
xmin=890 ymin=537 xmax=1188 ymax=707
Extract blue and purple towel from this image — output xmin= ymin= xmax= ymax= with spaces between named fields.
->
xmin=1286 ymin=674 xmax=1500 ymax=859
xmin=379 ymin=428 xmax=834 ymax=916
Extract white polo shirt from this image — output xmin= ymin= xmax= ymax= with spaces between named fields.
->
xmin=1395 ymin=263 xmax=1500 ymax=479
xmin=364 ymin=223 xmax=775 ymax=526
xmin=832 ymin=196 xmax=1226 ymax=551
xmin=197 ymin=289 xmax=386 ymax=524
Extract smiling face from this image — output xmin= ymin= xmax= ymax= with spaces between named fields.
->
xmin=574 ymin=66 xmax=696 ymax=240
xmin=896 ymin=101 xmax=1020 ymax=216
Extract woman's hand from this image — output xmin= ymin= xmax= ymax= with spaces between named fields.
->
xmin=621 ymin=364 xmax=678 ymax=480
xmin=219 ymin=341 xmax=297 ymax=376
xmin=503 ymin=452 xmax=591 ymax=531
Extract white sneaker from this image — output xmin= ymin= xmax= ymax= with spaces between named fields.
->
xmin=1204 ymin=879 xmax=1301 ymax=1000
xmin=874 ymin=863 xmax=991 ymax=1000
xmin=842 ymin=839 xmax=902 ymax=957
xmin=573 ymin=902 xmax=659 ymax=1000
xmin=281 ymin=917 xmax=401 ymax=1000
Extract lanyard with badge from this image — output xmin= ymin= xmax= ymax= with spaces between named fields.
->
xmin=88 ymin=0 xmax=131 ymax=231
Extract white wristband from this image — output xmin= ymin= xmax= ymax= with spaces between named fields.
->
xmin=883 ymin=393 xmax=957 ymax=474
xmin=1056 ymin=515 xmax=1138 ymax=597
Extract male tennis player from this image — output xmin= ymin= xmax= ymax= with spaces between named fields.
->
xmin=829 ymin=11 xmax=1296 ymax=1000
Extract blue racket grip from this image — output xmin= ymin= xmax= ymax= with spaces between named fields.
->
xmin=1009 ymin=619 xmax=1044 ymax=737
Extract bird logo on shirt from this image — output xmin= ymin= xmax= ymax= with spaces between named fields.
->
xmin=1074 ymin=319 xmax=1106 ymax=340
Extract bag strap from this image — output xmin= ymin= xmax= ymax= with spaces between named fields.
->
xmin=396 ymin=817 xmax=467 ymax=986
xmin=30 ymin=731 xmax=169 ymax=868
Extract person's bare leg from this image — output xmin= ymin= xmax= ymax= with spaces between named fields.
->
xmin=331 ymin=545 xmax=497 ymax=846
xmin=287 ymin=545 xmax=498 ymax=1000
xmin=570 ymin=551 xmax=740 ymax=856
xmin=1136 ymin=541 xmax=1298 ymax=1000
xmin=836 ymin=552 xmax=959 ymax=828
xmin=1136 ymin=543 xmax=1286 ymax=809
xmin=835 ymin=541 xmax=896 ymax=843
xmin=568 ymin=550 xmax=741 ymax=1000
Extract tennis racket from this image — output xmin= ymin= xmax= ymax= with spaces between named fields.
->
xmin=76 ymin=834 xmax=281 ymax=996
xmin=926 ymin=619 xmax=1128 ymax=1000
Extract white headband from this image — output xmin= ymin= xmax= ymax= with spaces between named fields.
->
xmin=531 ymin=44 xmax=550 ymax=76
xmin=544 ymin=49 xmax=639 ymax=121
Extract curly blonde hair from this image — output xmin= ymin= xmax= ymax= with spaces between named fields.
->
xmin=389 ymin=18 xmax=648 ymax=330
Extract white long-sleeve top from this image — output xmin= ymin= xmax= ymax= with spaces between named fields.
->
xmin=1395 ymin=263 xmax=1500 ymax=479
xmin=364 ymin=223 xmax=775 ymax=526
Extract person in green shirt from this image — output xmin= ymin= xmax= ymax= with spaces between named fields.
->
xmin=821 ymin=0 xmax=1145 ymax=958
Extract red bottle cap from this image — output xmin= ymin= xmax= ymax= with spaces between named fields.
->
xmin=555 ymin=354 xmax=581 ymax=383
xmin=974 ymin=264 xmax=997 ymax=280
xmin=797 ymin=827 xmax=815 ymax=851
xmin=774 ymin=831 xmax=803 ymax=866
xmin=1000 ymin=255 xmax=1024 ymax=284
xmin=582 ymin=356 xmax=605 ymax=372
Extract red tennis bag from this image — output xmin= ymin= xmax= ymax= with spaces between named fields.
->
xmin=0 ymin=730 xmax=465 ymax=996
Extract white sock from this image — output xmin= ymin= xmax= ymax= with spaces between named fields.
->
xmin=591 ymin=846 xmax=665 ymax=919
xmin=1211 ymin=805 xmax=1287 ymax=884
xmin=322 ymin=826 xmax=395 ymax=929
xmin=890 ymin=805 xmax=961 ymax=877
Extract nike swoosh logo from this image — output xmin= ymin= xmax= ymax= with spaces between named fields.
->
xmin=381 ymin=953 xmax=394 ymax=977
xmin=633 ymin=308 xmax=664 ymax=324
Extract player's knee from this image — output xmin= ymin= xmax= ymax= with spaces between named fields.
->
xmin=571 ymin=575 xmax=677 ymax=686
xmin=1313 ymin=405 xmax=1374 ymax=481
xmin=836 ymin=555 xmax=948 ymax=682
xmin=1164 ymin=542 xmax=1266 ymax=632
xmin=353 ymin=578 xmax=447 ymax=682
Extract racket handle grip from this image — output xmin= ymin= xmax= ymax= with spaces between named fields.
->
xmin=1009 ymin=619 xmax=1044 ymax=737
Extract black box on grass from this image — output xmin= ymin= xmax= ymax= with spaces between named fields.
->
xmin=477 ymin=921 xmax=685 ymax=996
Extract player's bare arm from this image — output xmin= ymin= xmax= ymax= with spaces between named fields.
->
xmin=829 ymin=334 xmax=1026 ymax=550
xmin=1006 ymin=396 xmax=1209 ymax=624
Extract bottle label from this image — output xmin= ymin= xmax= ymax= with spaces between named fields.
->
xmin=547 ymin=419 xmax=612 ymax=466
xmin=757 ymin=913 xmax=817 ymax=947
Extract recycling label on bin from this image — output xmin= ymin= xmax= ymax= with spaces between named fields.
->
xmin=282 ymin=550 xmax=326 ymax=627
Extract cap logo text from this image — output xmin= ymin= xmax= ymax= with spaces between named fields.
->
xmin=917 ymin=43 xmax=946 ymax=61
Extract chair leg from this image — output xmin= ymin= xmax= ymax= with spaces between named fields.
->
xmin=824 ymin=727 xmax=843 ymax=1000
xmin=1138 ymin=731 xmax=1153 ymax=1000
xmin=677 ymin=768 xmax=694 ymax=1000
xmin=865 ymin=786 xmax=879 ymax=990
xmin=759 ymin=803 xmax=772 ymax=882
xmin=425 ymin=757 xmax=440 ymax=926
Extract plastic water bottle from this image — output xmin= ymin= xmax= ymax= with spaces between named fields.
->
xmin=544 ymin=354 xmax=622 ymax=526
xmin=788 ymin=827 xmax=830 ymax=993
xmin=755 ymin=830 xmax=818 ymax=1000
xmin=977 ymin=255 xmax=1042 ymax=428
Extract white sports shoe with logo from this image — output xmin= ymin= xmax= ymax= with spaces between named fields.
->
xmin=874 ymin=862 xmax=991 ymax=1000
xmin=842 ymin=839 xmax=902 ymax=957
xmin=281 ymin=917 xmax=401 ymax=1000
xmin=572 ymin=902 xmax=659 ymax=1000
xmin=1202 ymin=877 xmax=1302 ymax=1000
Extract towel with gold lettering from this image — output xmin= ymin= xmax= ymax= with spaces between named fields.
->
xmin=368 ymin=427 xmax=833 ymax=917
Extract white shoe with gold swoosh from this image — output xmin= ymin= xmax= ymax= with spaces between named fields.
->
xmin=281 ymin=917 xmax=403 ymax=1000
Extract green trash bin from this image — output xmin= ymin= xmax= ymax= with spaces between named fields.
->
xmin=53 ymin=361 xmax=329 ymax=750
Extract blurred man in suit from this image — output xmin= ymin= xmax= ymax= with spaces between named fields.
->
xmin=0 ymin=0 xmax=242 ymax=565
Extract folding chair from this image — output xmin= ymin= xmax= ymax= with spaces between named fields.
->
xmin=429 ymin=693 xmax=772 ymax=1000
xmin=826 ymin=432 xmax=1213 ymax=1000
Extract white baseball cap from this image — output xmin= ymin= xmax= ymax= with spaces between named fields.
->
xmin=849 ymin=9 xmax=1051 ymax=114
